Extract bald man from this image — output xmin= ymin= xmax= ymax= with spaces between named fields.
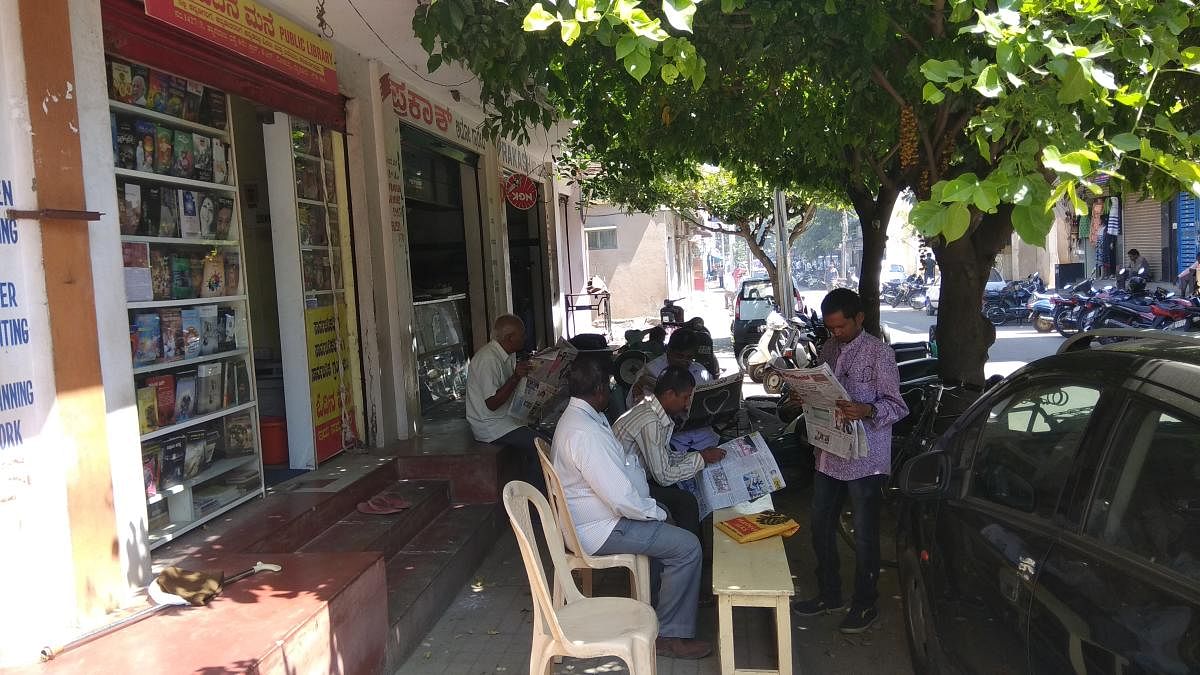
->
xmin=466 ymin=315 xmax=548 ymax=485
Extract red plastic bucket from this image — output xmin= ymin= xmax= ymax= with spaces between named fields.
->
xmin=260 ymin=416 xmax=288 ymax=465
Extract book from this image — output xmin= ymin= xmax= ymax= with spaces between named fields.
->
xmin=158 ymin=187 xmax=179 ymax=237
xmin=234 ymin=359 xmax=251 ymax=403
xmin=154 ymin=125 xmax=174 ymax=174
xmin=158 ymin=308 xmax=182 ymax=362
xmin=119 ymin=181 xmax=141 ymax=234
xmin=224 ymin=252 xmax=241 ymax=295
xmin=160 ymin=434 xmax=186 ymax=486
xmin=115 ymin=117 xmax=137 ymax=170
xmin=166 ymin=77 xmax=187 ymax=118
xmin=179 ymin=190 xmax=200 ymax=238
xmin=189 ymin=257 xmax=205 ymax=301
xmin=196 ymin=362 xmax=223 ymax=415
xmin=140 ymin=184 xmax=161 ymax=235
xmin=198 ymin=304 xmax=219 ymax=355
xmin=142 ymin=444 xmax=162 ymax=498
xmin=217 ymin=307 xmax=237 ymax=351
xmin=224 ymin=412 xmax=254 ymax=456
xmin=183 ymin=430 xmax=207 ymax=478
xmin=134 ymin=119 xmax=156 ymax=172
xmin=109 ymin=60 xmax=133 ymax=103
xmin=201 ymin=88 xmax=227 ymax=129
xmin=147 ymin=71 xmax=170 ymax=113
xmin=133 ymin=312 xmax=162 ymax=366
xmin=122 ymin=242 xmax=152 ymax=302
xmin=174 ymin=371 xmax=197 ymax=422
xmin=204 ymin=428 xmax=221 ymax=465
xmin=715 ymin=511 xmax=801 ymax=544
xmin=171 ymin=130 xmax=193 ymax=179
xmin=145 ymin=373 xmax=176 ymax=427
xmin=111 ymin=113 xmax=118 ymax=159
xmin=129 ymin=64 xmax=149 ymax=108
xmin=198 ymin=193 xmax=217 ymax=238
xmin=180 ymin=308 xmax=202 ymax=359
xmin=193 ymin=134 xmax=212 ymax=183
xmin=213 ymin=141 xmax=228 ymax=185
xmin=183 ymin=80 xmax=204 ymax=122
xmin=215 ymin=197 xmax=234 ymax=240
xmin=170 ymin=254 xmax=194 ymax=300
xmin=136 ymin=386 xmax=159 ymax=434
xmin=199 ymin=254 xmax=225 ymax=298
xmin=150 ymin=250 xmax=172 ymax=300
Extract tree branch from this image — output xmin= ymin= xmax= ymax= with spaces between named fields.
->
xmin=870 ymin=66 xmax=909 ymax=110
xmin=888 ymin=15 xmax=924 ymax=53
xmin=930 ymin=0 xmax=946 ymax=38
xmin=788 ymin=203 xmax=818 ymax=247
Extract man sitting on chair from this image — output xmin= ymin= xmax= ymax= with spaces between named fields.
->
xmin=613 ymin=366 xmax=725 ymax=540
xmin=466 ymin=314 xmax=546 ymax=489
xmin=553 ymin=358 xmax=711 ymax=660
xmin=628 ymin=329 xmax=721 ymax=461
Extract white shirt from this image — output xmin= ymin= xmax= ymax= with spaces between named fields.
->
xmin=465 ymin=340 xmax=523 ymax=442
xmin=553 ymin=398 xmax=666 ymax=555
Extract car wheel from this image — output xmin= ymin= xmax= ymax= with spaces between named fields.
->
xmin=899 ymin=544 xmax=947 ymax=675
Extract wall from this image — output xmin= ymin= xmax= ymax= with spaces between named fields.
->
xmin=584 ymin=208 xmax=671 ymax=320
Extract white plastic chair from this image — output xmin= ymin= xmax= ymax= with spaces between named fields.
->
xmin=534 ymin=438 xmax=652 ymax=606
xmin=503 ymin=480 xmax=659 ymax=675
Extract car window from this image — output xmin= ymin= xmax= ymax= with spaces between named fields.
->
xmin=970 ymin=383 xmax=1101 ymax=519
xmin=1084 ymin=402 xmax=1200 ymax=582
xmin=889 ymin=264 xmax=905 ymax=273
xmin=989 ymin=268 xmax=1004 ymax=283
xmin=740 ymin=280 xmax=772 ymax=300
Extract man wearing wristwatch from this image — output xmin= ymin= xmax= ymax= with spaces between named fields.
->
xmin=791 ymin=288 xmax=907 ymax=635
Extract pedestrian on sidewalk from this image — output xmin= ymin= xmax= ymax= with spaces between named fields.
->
xmin=552 ymin=358 xmax=712 ymax=660
xmin=791 ymin=288 xmax=908 ymax=634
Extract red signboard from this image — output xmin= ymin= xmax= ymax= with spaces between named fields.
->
xmin=504 ymin=173 xmax=538 ymax=211
xmin=144 ymin=0 xmax=338 ymax=94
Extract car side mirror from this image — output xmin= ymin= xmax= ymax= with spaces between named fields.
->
xmin=898 ymin=450 xmax=950 ymax=499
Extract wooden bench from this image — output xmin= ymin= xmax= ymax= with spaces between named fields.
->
xmin=712 ymin=506 xmax=794 ymax=675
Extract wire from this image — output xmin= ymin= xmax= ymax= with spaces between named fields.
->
xmin=342 ymin=0 xmax=478 ymax=89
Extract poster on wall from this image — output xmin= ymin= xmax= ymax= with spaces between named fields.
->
xmin=0 ymin=178 xmax=37 ymax=497
xmin=503 ymin=173 xmax=538 ymax=211
xmin=305 ymin=304 xmax=357 ymax=462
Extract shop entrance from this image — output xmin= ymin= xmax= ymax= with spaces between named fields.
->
xmin=506 ymin=180 xmax=551 ymax=351
xmin=400 ymin=127 xmax=487 ymax=420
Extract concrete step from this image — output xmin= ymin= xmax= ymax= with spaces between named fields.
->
xmin=382 ymin=503 xmax=502 ymax=671
xmin=388 ymin=423 xmax=519 ymax=503
xmin=299 ymin=480 xmax=451 ymax=558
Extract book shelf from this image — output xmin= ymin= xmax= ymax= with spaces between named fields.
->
xmin=264 ymin=112 xmax=363 ymax=468
xmin=107 ymin=54 xmax=264 ymax=548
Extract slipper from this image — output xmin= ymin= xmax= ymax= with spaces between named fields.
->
xmin=368 ymin=494 xmax=412 ymax=510
xmin=357 ymin=500 xmax=406 ymax=515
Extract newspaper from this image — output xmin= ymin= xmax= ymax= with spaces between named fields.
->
xmin=775 ymin=363 xmax=869 ymax=461
xmin=694 ymin=432 xmax=786 ymax=519
xmin=509 ymin=338 xmax=578 ymax=423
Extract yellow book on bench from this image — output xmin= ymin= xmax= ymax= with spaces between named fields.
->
xmin=716 ymin=511 xmax=800 ymax=543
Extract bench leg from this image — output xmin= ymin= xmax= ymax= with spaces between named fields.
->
xmin=775 ymin=597 xmax=793 ymax=675
xmin=718 ymin=595 xmax=735 ymax=675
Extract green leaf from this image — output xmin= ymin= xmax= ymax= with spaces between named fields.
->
xmin=996 ymin=42 xmax=1021 ymax=72
xmin=663 ymin=0 xmax=697 ymax=32
xmin=1011 ymin=204 xmax=1052 ymax=245
xmin=427 ymin=52 xmax=443 ymax=72
xmin=825 ymin=0 xmax=837 ymax=14
xmin=447 ymin=0 xmax=465 ymax=31
xmin=949 ymin=0 xmax=973 ymax=23
xmin=972 ymin=181 xmax=1000 ymax=213
xmin=575 ymin=0 xmax=600 ymax=22
xmin=721 ymin=0 xmax=735 ymax=12
xmin=921 ymin=59 xmax=964 ymax=84
xmin=922 ymin=82 xmax=945 ymax=104
xmin=1057 ymin=60 xmax=1090 ymax=104
xmin=623 ymin=50 xmax=652 ymax=82
xmin=908 ymin=201 xmax=944 ymax=238
xmin=560 ymin=19 xmax=582 ymax=44
xmin=616 ymin=34 xmax=638 ymax=59
xmin=1115 ymin=88 xmax=1146 ymax=107
xmin=1182 ymin=46 xmax=1200 ymax=71
xmin=974 ymin=64 xmax=1003 ymax=98
xmin=1110 ymin=133 xmax=1140 ymax=153
xmin=523 ymin=3 xmax=558 ymax=31
xmin=1042 ymin=146 xmax=1093 ymax=177
xmin=941 ymin=174 xmax=980 ymax=203
xmin=942 ymin=202 xmax=971 ymax=242
xmin=661 ymin=63 xmax=680 ymax=84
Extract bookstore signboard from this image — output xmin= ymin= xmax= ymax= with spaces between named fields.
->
xmin=144 ymin=0 xmax=337 ymax=94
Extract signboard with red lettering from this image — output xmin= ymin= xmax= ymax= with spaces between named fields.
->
xmin=145 ymin=0 xmax=338 ymax=94
xmin=503 ymin=173 xmax=538 ymax=211
xmin=379 ymin=73 xmax=488 ymax=153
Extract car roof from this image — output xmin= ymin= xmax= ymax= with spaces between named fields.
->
xmin=1013 ymin=333 xmax=1200 ymax=400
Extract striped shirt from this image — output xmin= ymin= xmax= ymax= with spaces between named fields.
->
xmin=628 ymin=354 xmax=720 ymax=453
xmin=613 ymin=397 xmax=705 ymax=487
xmin=552 ymin=398 xmax=667 ymax=555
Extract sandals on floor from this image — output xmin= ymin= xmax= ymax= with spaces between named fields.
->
xmin=356 ymin=494 xmax=412 ymax=515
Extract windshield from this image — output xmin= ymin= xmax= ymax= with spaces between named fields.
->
xmin=989 ymin=268 xmax=1004 ymax=282
xmin=888 ymin=264 xmax=905 ymax=273
xmin=740 ymin=280 xmax=773 ymax=300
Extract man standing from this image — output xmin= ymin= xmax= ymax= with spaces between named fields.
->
xmin=553 ymin=359 xmax=711 ymax=659
xmin=627 ymin=330 xmax=719 ymax=461
xmin=466 ymin=315 xmax=544 ymax=484
xmin=613 ymin=366 xmax=726 ymax=540
xmin=922 ymin=252 xmax=937 ymax=284
xmin=792 ymin=289 xmax=908 ymax=634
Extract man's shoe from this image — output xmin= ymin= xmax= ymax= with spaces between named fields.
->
xmin=655 ymin=637 xmax=712 ymax=660
xmin=791 ymin=597 xmax=844 ymax=617
xmin=839 ymin=606 xmax=879 ymax=634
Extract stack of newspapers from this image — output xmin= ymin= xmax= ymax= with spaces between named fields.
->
xmin=776 ymin=363 xmax=869 ymax=460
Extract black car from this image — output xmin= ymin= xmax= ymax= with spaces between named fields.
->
xmin=896 ymin=331 xmax=1200 ymax=674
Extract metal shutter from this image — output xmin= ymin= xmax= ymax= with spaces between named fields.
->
xmin=1179 ymin=193 xmax=1198 ymax=271
xmin=1122 ymin=195 xmax=1163 ymax=279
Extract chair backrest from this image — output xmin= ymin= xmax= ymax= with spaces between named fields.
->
xmin=533 ymin=437 xmax=587 ymax=557
xmin=503 ymin=480 xmax=583 ymax=644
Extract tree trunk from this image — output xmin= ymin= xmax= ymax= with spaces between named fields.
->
xmin=849 ymin=185 xmax=900 ymax=337
xmin=932 ymin=207 xmax=1015 ymax=386
xmin=740 ymin=219 xmax=779 ymax=300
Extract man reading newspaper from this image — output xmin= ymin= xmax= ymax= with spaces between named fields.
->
xmin=788 ymin=289 xmax=906 ymax=635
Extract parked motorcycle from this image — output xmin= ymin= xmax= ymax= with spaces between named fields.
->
xmin=742 ymin=308 xmax=821 ymax=387
xmin=983 ymin=274 xmax=1041 ymax=326
xmin=1050 ymin=279 xmax=1095 ymax=337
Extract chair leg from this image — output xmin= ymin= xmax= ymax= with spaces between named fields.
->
xmin=629 ymin=637 xmax=658 ymax=675
xmin=633 ymin=556 xmax=652 ymax=604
